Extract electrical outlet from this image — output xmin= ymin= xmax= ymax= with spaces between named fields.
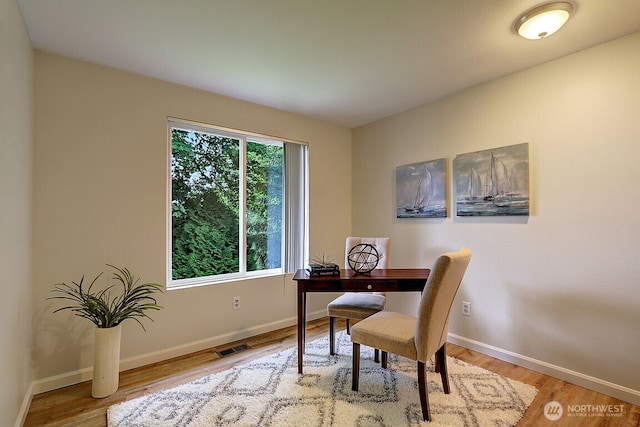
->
xmin=233 ymin=296 xmax=240 ymax=310
xmin=462 ymin=301 xmax=471 ymax=316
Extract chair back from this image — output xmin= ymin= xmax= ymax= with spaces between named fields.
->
xmin=414 ymin=247 xmax=471 ymax=361
xmin=345 ymin=237 xmax=391 ymax=269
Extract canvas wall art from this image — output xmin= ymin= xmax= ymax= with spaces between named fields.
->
xmin=396 ymin=158 xmax=446 ymax=218
xmin=453 ymin=143 xmax=529 ymax=216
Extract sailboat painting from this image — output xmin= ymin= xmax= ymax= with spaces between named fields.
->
xmin=453 ymin=143 xmax=529 ymax=216
xmin=396 ymin=158 xmax=446 ymax=218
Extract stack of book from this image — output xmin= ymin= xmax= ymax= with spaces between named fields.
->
xmin=306 ymin=262 xmax=340 ymax=277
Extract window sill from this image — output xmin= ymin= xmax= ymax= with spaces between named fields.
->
xmin=166 ymin=270 xmax=286 ymax=291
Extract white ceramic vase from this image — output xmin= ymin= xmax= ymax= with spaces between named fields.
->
xmin=92 ymin=324 xmax=122 ymax=398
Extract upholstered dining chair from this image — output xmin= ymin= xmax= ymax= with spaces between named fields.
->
xmin=327 ymin=237 xmax=390 ymax=356
xmin=350 ymin=247 xmax=472 ymax=422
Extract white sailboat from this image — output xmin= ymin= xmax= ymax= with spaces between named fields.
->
xmin=484 ymin=152 xmax=509 ymax=201
xmin=404 ymin=165 xmax=433 ymax=213
xmin=482 ymin=152 xmax=521 ymax=205
xmin=465 ymin=167 xmax=482 ymax=199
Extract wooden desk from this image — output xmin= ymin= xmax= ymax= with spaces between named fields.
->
xmin=293 ymin=268 xmax=430 ymax=373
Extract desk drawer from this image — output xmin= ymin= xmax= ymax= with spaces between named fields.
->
xmin=340 ymin=280 xmax=397 ymax=292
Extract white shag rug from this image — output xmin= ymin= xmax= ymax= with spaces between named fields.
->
xmin=108 ymin=331 xmax=537 ymax=426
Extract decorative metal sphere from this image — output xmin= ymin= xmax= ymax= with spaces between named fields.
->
xmin=347 ymin=243 xmax=379 ymax=273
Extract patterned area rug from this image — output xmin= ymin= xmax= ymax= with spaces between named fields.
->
xmin=108 ymin=331 xmax=537 ymax=426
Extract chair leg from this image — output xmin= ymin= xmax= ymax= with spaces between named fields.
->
xmin=436 ymin=343 xmax=450 ymax=394
xmin=329 ymin=316 xmax=336 ymax=355
xmin=381 ymin=351 xmax=388 ymax=369
xmin=374 ymin=349 xmax=380 ymax=363
xmin=346 ymin=318 xmax=351 ymax=334
xmin=418 ymin=360 xmax=431 ymax=421
xmin=352 ymin=343 xmax=360 ymax=391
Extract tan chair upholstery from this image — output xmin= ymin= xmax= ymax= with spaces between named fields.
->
xmin=350 ymin=247 xmax=472 ymax=422
xmin=327 ymin=237 xmax=390 ymax=356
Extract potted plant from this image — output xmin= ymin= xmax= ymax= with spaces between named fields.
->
xmin=49 ymin=264 xmax=163 ymax=398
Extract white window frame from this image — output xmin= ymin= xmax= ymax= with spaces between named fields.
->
xmin=167 ymin=118 xmax=308 ymax=289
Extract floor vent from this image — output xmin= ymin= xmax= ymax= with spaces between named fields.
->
xmin=216 ymin=343 xmax=251 ymax=358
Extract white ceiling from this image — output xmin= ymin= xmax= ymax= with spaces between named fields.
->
xmin=17 ymin=0 xmax=640 ymax=128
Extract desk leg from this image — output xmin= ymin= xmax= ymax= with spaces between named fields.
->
xmin=297 ymin=287 xmax=306 ymax=374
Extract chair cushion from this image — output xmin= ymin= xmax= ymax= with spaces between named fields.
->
xmin=327 ymin=293 xmax=385 ymax=319
xmin=351 ymin=311 xmax=418 ymax=360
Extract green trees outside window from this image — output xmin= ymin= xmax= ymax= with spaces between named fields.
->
xmin=246 ymin=141 xmax=284 ymax=272
xmin=171 ymin=124 xmax=284 ymax=282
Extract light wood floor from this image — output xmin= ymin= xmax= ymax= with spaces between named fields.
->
xmin=25 ymin=318 xmax=640 ymax=426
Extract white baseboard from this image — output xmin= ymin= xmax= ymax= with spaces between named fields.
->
xmin=32 ymin=309 xmax=328 ymax=395
xmin=448 ymin=333 xmax=640 ymax=406
xmin=14 ymin=382 xmax=34 ymax=427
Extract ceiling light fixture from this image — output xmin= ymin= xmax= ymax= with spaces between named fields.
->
xmin=514 ymin=2 xmax=574 ymax=40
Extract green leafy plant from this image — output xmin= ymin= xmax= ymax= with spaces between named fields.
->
xmin=49 ymin=265 xmax=163 ymax=330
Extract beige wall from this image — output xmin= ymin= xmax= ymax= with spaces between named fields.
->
xmin=352 ymin=32 xmax=640 ymax=402
xmin=31 ymin=52 xmax=351 ymax=391
xmin=0 ymin=0 xmax=33 ymax=425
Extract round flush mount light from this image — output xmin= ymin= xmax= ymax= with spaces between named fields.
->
xmin=514 ymin=2 xmax=574 ymax=40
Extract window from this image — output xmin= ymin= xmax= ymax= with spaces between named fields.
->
xmin=168 ymin=119 xmax=308 ymax=288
